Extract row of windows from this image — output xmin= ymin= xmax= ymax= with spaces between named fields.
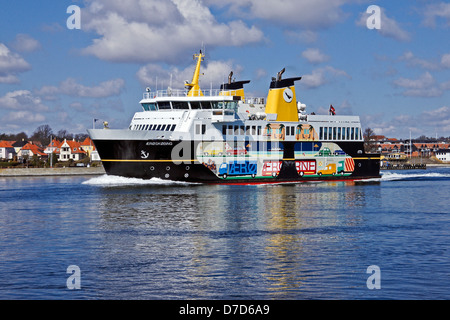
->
xmin=319 ymin=126 xmax=362 ymax=141
xmin=133 ymin=124 xmax=176 ymax=131
xmin=142 ymin=101 xmax=238 ymax=111
xmin=222 ymin=125 xmax=262 ymax=136
xmin=219 ymin=124 xmax=361 ymax=141
xmin=133 ymin=122 xmax=362 ymax=141
xmin=60 ymin=154 xmax=78 ymax=160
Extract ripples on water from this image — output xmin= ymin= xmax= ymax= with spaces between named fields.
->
xmin=0 ymin=168 xmax=449 ymax=299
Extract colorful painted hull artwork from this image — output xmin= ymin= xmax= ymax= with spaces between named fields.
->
xmin=198 ymin=140 xmax=356 ymax=180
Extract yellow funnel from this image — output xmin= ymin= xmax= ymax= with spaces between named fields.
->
xmin=219 ymin=72 xmax=250 ymax=100
xmin=265 ymin=69 xmax=302 ymax=122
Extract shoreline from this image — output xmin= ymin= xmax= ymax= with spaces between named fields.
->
xmin=0 ymin=167 xmax=105 ymax=177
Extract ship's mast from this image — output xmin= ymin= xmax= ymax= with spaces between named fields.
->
xmin=186 ymin=50 xmax=205 ymax=97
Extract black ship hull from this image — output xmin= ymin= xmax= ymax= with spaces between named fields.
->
xmin=92 ymin=138 xmax=381 ymax=184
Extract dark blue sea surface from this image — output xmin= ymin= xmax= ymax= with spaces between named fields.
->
xmin=0 ymin=168 xmax=449 ymax=300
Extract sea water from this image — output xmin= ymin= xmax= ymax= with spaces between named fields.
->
xmin=0 ymin=168 xmax=449 ymax=299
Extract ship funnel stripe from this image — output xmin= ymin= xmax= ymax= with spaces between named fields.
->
xmin=270 ymin=77 xmax=302 ymax=89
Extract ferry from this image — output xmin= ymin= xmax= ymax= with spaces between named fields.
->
xmin=88 ymin=51 xmax=381 ymax=184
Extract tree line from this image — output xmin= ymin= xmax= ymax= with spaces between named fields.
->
xmin=0 ymin=125 xmax=89 ymax=146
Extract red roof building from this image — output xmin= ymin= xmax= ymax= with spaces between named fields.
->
xmin=58 ymin=139 xmax=87 ymax=161
xmin=0 ymin=141 xmax=17 ymax=160
xmin=17 ymin=142 xmax=46 ymax=159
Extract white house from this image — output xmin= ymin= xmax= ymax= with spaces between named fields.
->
xmin=435 ymin=149 xmax=450 ymax=163
xmin=0 ymin=141 xmax=16 ymax=160
xmin=58 ymin=139 xmax=86 ymax=161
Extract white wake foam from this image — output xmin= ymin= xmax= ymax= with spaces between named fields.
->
xmin=380 ymin=171 xmax=450 ymax=181
xmin=353 ymin=170 xmax=450 ymax=183
xmin=82 ymin=174 xmax=197 ymax=186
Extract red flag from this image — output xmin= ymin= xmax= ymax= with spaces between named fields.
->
xmin=329 ymin=105 xmax=336 ymax=115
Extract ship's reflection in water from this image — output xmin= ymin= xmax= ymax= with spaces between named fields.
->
xmin=95 ymin=179 xmax=379 ymax=299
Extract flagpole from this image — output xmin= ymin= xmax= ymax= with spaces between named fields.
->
xmin=50 ymin=135 xmax=53 ymax=168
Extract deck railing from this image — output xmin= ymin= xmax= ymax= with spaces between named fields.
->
xmin=143 ymin=89 xmax=266 ymax=104
xmin=143 ymin=89 xmax=244 ymax=99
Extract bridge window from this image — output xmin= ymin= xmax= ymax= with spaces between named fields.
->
xmin=157 ymin=101 xmax=171 ymax=110
xmin=172 ymin=101 xmax=189 ymax=109
xmin=142 ymin=103 xmax=157 ymax=111
xmin=201 ymin=101 xmax=212 ymax=109
xmin=190 ymin=101 xmax=201 ymax=109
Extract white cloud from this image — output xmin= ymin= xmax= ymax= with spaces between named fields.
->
xmin=301 ymin=66 xmax=350 ymax=89
xmin=399 ymin=51 xmax=439 ymax=70
xmin=441 ymin=54 xmax=450 ymax=68
xmin=0 ymin=90 xmax=48 ymax=128
xmin=357 ymin=7 xmax=411 ymax=42
xmin=81 ymin=0 xmax=264 ymax=63
xmin=37 ymin=78 xmax=126 ymax=98
xmin=419 ymin=106 xmax=450 ymax=134
xmin=393 ymin=72 xmax=450 ymax=97
xmin=0 ymin=43 xmax=31 ymax=83
xmin=137 ymin=59 xmax=241 ymax=89
xmin=10 ymin=34 xmax=41 ymax=53
xmin=60 ymin=78 xmax=126 ymax=98
xmin=394 ymin=72 xmax=435 ymax=90
xmin=205 ymin=0 xmax=351 ymax=29
xmin=302 ymin=48 xmax=330 ymax=65
xmin=361 ymin=106 xmax=450 ymax=138
xmin=1 ymin=111 xmax=46 ymax=124
xmin=422 ymin=2 xmax=450 ymax=28
xmin=399 ymin=51 xmax=450 ymax=70
xmin=0 ymin=90 xmax=48 ymax=112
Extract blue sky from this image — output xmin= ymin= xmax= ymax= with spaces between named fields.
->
xmin=1 ymin=0 xmax=450 ymax=139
